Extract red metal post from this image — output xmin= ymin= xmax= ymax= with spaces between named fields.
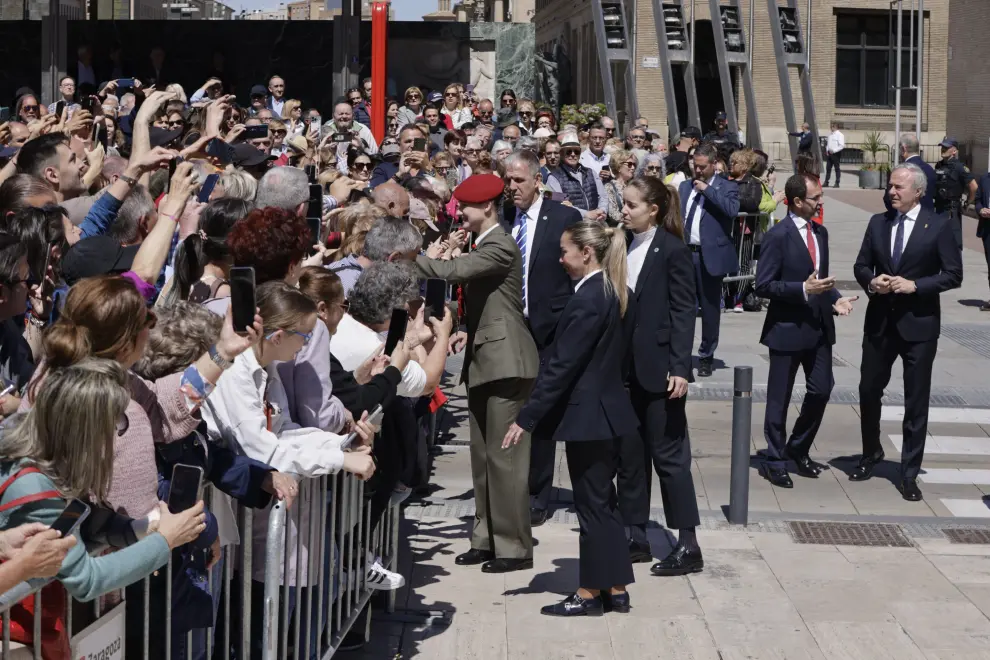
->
xmin=370 ymin=1 xmax=389 ymax=144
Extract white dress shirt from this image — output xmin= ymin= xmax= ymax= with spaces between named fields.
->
xmin=511 ymin=195 xmax=543 ymax=317
xmin=329 ymin=314 xmax=427 ymax=398
xmin=626 ymin=226 xmax=657 ymax=288
xmin=790 ymin=213 xmax=819 ymax=271
xmin=474 ymin=223 xmax=499 ymax=246
xmin=827 ymin=130 xmax=845 ymax=155
xmin=684 ymin=176 xmax=716 ymax=245
xmin=574 ymin=269 xmax=602 ymax=292
xmin=580 ymin=149 xmax=609 ymax=175
xmin=891 ymin=203 xmax=921 ymax=255
xmin=270 ymin=97 xmax=285 ymax=116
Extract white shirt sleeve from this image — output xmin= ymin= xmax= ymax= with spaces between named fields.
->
xmin=547 ymin=175 xmax=563 ymax=194
xmin=397 ymin=361 xmax=428 ymax=398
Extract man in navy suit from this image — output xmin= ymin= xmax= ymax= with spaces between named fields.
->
xmin=851 ymin=164 xmax=963 ymax=501
xmin=755 ymin=175 xmax=859 ymax=488
xmin=502 ymin=149 xmax=581 ymax=526
xmin=678 ymin=142 xmax=740 ymax=377
xmin=976 ymin=170 xmax=990 ymax=311
xmin=884 ymin=134 xmax=936 ymax=213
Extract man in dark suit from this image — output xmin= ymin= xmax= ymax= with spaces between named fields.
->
xmin=415 ymin=173 xmax=539 ymax=574
xmin=884 ymin=133 xmax=936 ymax=213
xmin=755 ymin=174 xmax=859 ymax=488
xmin=851 ymin=163 xmax=963 ymax=501
xmin=976 ymin=170 xmax=990 ymax=311
xmin=501 ymin=149 xmax=581 ymax=526
xmin=678 ymin=142 xmax=740 ymax=377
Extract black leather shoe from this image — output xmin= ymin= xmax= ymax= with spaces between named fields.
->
xmin=786 ymin=451 xmax=827 ymax=478
xmin=628 ymin=540 xmax=653 ymax=564
xmin=697 ymin=358 xmax=713 ymax=378
xmin=455 ymin=548 xmax=494 ymax=566
xmin=601 ymin=591 xmax=631 ymax=614
xmin=650 ymin=545 xmax=704 ymax=576
xmin=762 ymin=464 xmax=793 ymax=488
xmin=481 ymin=557 xmax=533 ymax=574
xmin=530 ymin=508 xmax=549 ymax=527
xmin=540 ymin=592 xmax=604 ymax=617
xmin=981 ymin=301 xmax=990 ymax=312
xmin=849 ymin=452 xmax=885 ymax=481
xmin=901 ymin=478 xmax=923 ymax=502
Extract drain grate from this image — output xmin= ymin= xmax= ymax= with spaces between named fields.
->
xmin=788 ymin=521 xmax=913 ymax=547
xmin=942 ymin=325 xmax=990 ymax=360
xmin=943 ymin=528 xmax=990 ymax=545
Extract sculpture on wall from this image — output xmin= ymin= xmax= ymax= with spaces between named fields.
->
xmin=470 ymin=42 xmax=496 ymax=101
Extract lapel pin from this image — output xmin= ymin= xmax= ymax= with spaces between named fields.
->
xmin=653 ymin=247 xmax=659 ymax=252
xmin=542 ymin=216 xmax=547 ymax=220
xmin=924 ymin=224 xmax=928 ymax=229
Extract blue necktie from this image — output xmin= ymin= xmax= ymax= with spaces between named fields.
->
xmin=684 ymin=193 xmax=702 ymax=243
xmin=514 ymin=211 xmax=528 ymax=308
xmin=891 ymin=214 xmax=906 ymax=268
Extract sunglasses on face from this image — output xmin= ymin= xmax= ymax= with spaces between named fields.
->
xmin=167 ymin=120 xmax=184 ymax=128
xmin=562 ymin=149 xmax=581 ymax=157
xmin=22 ymin=105 xmax=38 ymax=112
xmin=436 ymin=166 xmax=451 ymax=174
xmin=352 ymin=161 xmax=372 ymax=171
xmin=622 ymin=161 xmax=636 ymax=168
xmin=501 ymin=98 xmax=515 ymax=106
xmin=519 ymin=111 xmax=533 ymax=117
xmin=444 ymin=92 xmax=458 ymax=98
xmin=479 ymin=110 xmax=493 ymax=117
xmin=406 ymin=94 xmax=421 ymax=101
xmin=645 ymin=165 xmax=661 ymax=172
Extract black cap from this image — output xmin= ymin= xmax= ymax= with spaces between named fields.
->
xmin=231 ymin=142 xmax=275 ymax=167
xmin=682 ymin=126 xmax=702 ymax=139
xmin=715 ymin=111 xmax=727 ymax=121
xmin=250 ymin=84 xmax=267 ymax=97
xmin=150 ymin=126 xmax=183 ymax=148
xmin=939 ymin=137 xmax=959 ymax=149
xmin=61 ymin=237 xmax=141 ymax=285
xmin=665 ymin=150 xmax=689 ymax=172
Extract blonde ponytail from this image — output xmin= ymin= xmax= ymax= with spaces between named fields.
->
xmin=565 ymin=221 xmax=630 ymax=318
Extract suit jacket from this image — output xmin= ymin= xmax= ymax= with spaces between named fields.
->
xmin=884 ymin=155 xmax=936 ymax=212
xmin=500 ymin=198 xmax=581 ymax=349
xmin=626 ymin=228 xmax=696 ymax=392
xmin=755 ymin=217 xmax=841 ymax=352
xmin=516 ymin=272 xmax=637 ymax=442
xmin=678 ymin=176 xmax=740 ymax=276
xmin=415 ymin=226 xmax=538 ymax=388
xmin=853 ymin=207 xmax=963 ymax=343
xmin=976 ymin=173 xmax=990 ymax=238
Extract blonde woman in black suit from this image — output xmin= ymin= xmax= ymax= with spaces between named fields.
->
xmin=503 ymin=221 xmax=638 ymax=617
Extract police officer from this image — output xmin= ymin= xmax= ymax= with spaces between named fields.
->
xmin=703 ymin=111 xmax=741 ymax=150
xmin=934 ymin=137 xmax=977 ymax=249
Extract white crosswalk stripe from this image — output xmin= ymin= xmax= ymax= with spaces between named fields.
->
xmin=883 ymin=407 xmax=990 ymax=517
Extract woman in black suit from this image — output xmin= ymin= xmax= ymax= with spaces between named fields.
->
xmin=617 ymin=176 xmax=703 ymax=576
xmin=503 ymin=221 xmax=638 ymax=617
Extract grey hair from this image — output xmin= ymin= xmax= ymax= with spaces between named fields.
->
xmin=503 ymin=149 xmax=541 ymax=177
xmin=490 ymin=140 xmax=513 ymax=155
xmin=362 ymin=218 xmax=422 ymax=262
xmin=425 ymin=176 xmax=450 ymax=201
xmin=348 ymin=261 xmax=419 ymax=327
xmin=220 ymin=168 xmax=258 ymax=202
xmin=255 ymin=166 xmax=309 ymax=211
xmin=516 ymin=136 xmax=540 ymax=154
xmin=899 ymin=133 xmax=921 ymax=156
xmin=132 ymin=302 xmax=223 ymax=380
xmin=892 ymin=163 xmax=928 ymax=193
xmin=636 ymin=152 xmax=665 ymax=178
xmin=108 ymin=183 xmax=154 ymax=245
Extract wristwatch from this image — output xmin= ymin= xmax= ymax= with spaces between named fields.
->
xmin=119 ymin=174 xmax=138 ymax=187
xmin=208 ymin=345 xmax=233 ymax=370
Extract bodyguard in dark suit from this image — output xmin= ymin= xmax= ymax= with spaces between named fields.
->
xmin=975 ymin=171 xmax=990 ymax=311
xmin=615 ymin=177 xmax=704 ymax=577
xmin=504 ymin=221 xmax=636 ymax=618
xmin=501 ymin=150 xmax=582 ymax=526
xmin=851 ymin=163 xmax=963 ymax=501
xmin=884 ymin=134 xmax=936 ymax=212
xmin=755 ymin=175 xmax=859 ymax=488
xmin=678 ymin=142 xmax=740 ymax=377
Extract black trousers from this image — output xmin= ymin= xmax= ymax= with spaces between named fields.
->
xmin=859 ymin=330 xmax=938 ymax=479
xmin=824 ymin=153 xmax=841 ymax=185
xmin=983 ymin=232 xmax=990 ymax=293
xmin=529 ymin=343 xmax=557 ymax=512
xmin=565 ymin=439 xmax=635 ymax=590
xmin=763 ymin=343 xmax=834 ymax=466
xmin=616 ymin=382 xmax=701 ymax=543
xmin=692 ymin=250 xmax=723 ymax=360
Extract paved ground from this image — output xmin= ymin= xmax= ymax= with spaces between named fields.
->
xmin=342 ymin=187 xmax=990 ymax=658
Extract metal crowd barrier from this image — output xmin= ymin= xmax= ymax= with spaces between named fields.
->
xmin=0 ymin=473 xmax=401 ymax=660
xmin=721 ymin=211 xmax=768 ymax=287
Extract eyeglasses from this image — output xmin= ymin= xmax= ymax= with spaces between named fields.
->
xmin=266 ymin=329 xmax=312 ymax=345
xmin=352 ymin=161 xmax=372 ymax=171
xmin=21 ymin=105 xmax=38 ymax=112
xmin=444 ymin=92 xmax=458 ymax=98
xmin=630 ymin=134 xmax=645 ymax=141
xmin=519 ymin=111 xmax=533 ymax=117
xmin=645 ymin=165 xmax=662 ymax=173
xmin=463 ymin=148 xmax=477 ymax=155
xmin=622 ymin=161 xmax=636 ymax=168
xmin=272 ymin=130 xmax=287 ymax=137
xmin=166 ymin=120 xmax=184 ymax=128
xmin=406 ymin=94 xmax=421 ymax=101
xmin=436 ymin=166 xmax=451 ymax=174
xmin=501 ymin=98 xmax=515 ymax=105
xmin=479 ymin=110 xmax=493 ymax=117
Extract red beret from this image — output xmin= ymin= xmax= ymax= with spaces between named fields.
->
xmin=453 ymin=173 xmax=504 ymax=204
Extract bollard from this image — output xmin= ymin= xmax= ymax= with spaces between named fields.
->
xmin=728 ymin=366 xmax=753 ymax=525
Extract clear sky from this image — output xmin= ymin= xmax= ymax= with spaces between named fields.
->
xmin=232 ymin=0 xmax=434 ymax=19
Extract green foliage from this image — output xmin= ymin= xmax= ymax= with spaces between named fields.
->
xmin=859 ymin=130 xmax=891 ymax=171
xmin=559 ymin=103 xmax=607 ymax=129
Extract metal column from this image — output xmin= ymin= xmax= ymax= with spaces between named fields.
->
xmin=651 ymin=0 xmax=701 ymax=140
xmin=591 ymin=0 xmax=639 ymax=131
xmin=766 ymin=0 xmax=821 ymax=168
xmin=708 ymin=0 xmax=761 ymax=149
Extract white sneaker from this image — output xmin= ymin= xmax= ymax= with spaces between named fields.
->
xmin=732 ymin=304 xmax=744 ymax=314
xmin=365 ymin=558 xmax=404 ymax=591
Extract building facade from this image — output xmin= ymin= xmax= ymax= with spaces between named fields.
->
xmin=536 ymin=0 xmax=989 ymax=173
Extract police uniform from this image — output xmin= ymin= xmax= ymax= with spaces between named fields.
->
xmin=934 ymin=137 xmax=974 ymax=249
xmin=703 ymin=112 xmax=741 ymax=150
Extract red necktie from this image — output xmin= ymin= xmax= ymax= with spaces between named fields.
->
xmin=806 ymin=222 xmax=816 ymax=268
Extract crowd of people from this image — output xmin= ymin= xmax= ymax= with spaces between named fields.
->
xmin=0 ymin=56 xmax=959 ymax=657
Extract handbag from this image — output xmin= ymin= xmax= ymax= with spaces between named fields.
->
xmin=0 ymin=466 xmax=70 ymax=659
